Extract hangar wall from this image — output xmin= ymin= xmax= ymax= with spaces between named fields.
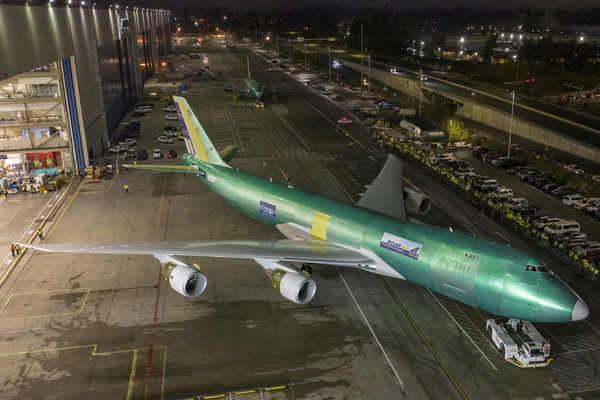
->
xmin=0 ymin=5 xmax=170 ymax=168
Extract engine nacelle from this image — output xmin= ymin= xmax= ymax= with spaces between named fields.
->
xmin=403 ymin=187 xmax=431 ymax=215
xmin=269 ymin=269 xmax=316 ymax=304
xmin=155 ymin=255 xmax=207 ymax=298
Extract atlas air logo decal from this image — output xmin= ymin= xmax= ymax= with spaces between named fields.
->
xmin=259 ymin=201 xmax=276 ymax=218
xmin=380 ymin=232 xmax=422 ymax=260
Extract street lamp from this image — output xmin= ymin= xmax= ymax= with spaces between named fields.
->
xmin=507 ymin=91 xmax=515 ymax=158
xmin=368 ymin=55 xmax=371 ymax=92
xmin=327 ymin=47 xmax=331 ymax=82
xmin=266 ymin=36 xmax=270 ymax=51
xmin=418 ymin=69 xmax=424 ymax=116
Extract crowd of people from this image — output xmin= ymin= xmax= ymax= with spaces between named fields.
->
xmin=374 ymin=131 xmax=600 ymax=280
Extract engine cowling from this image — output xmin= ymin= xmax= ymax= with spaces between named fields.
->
xmin=168 ymin=264 xmax=207 ymax=297
xmin=403 ymin=187 xmax=431 ymax=215
xmin=155 ymin=255 xmax=207 ymax=298
xmin=269 ymin=269 xmax=316 ymax=304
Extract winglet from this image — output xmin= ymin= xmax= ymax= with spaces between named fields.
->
xmin=173 ymin=96 xmax=227 ymax=166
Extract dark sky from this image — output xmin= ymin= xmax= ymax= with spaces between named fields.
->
xmin=174 ymin=0 xmax=599 ymax=10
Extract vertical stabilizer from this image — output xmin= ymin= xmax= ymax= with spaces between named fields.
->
xmin=173 ymin=96 xmax=227 ymax=166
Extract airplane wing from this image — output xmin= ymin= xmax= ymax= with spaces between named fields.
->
xmin=19 ymin=239 xmax=374 ymax=267
xmin=123 ymin=164 xmax=199 ymax=174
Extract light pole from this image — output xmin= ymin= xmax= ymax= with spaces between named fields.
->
xmin=418 ymin=69 xmax=422 ymax=116
xmin=368 ymin=55 xmax=371 ymax=93
xmin=360 ymin=24 xmax=364 ymax=92
xmin=328 ymin=47 xmax=331 ymax=82
xmin=507 ymin=91 xmax=515 ymax=158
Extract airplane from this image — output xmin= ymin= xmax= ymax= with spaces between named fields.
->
xmin=223 ymin=56 xmax=285 ymax=100
xmin=21 ymin=96 xmax=589 ymax=324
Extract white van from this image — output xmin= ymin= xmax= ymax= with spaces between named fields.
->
xmin=480 ymin=179 xmax=499 ymax=191
xmin=134 ymin=105 xmax=152 ymax=113
xmin=544 ymin=220 xmax=580 ymax=237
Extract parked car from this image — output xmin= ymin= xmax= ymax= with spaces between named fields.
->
xmin=544 ymin=220 xmax=580 ymax=237
xmin=153 ymin=149 xmax=162 ymax=159
xmin=562 ymin=231 xmax=587 ymax=240
xmin=164 ymin=125 xmax=178 ymax=132
xmin=582 ymin=202 xmax=600 ymax=215
xmin=565 ymin=164 xmax=585 ymax=175
xmin=122 ymin=139 xmax=138 ymax=147
xmin=573 ymin=197 xmax=600 ymax=211
xmin=563 ymin=194 xmax=585 ymax=207
xmin=133 ymin=105 xmax=152 ymax=113
xmin=542 ymin=182 xmax=560 ymax=193
xmin=165 ymin=114 xmax=178 ymax=121
xmin=136 ymin=149 xmax=148 ymax=160
xmin=163 ymin=106 xmax=177 ymax=112
xmin=481 ymin=151 xmax=501 ymax=162
xmin=108 ymin=146 xmax=125 ymax=153
xmin=505 ymin=198 xmax=529 ymax=211
xmin=167 ymin=149 xmax=177 ymax=159
xmin=518 ymin=206 xmax=540 ymax=219
xmin=428 ymin=154 xmax=453 ymax=164
xmin=162 ymin=130 xmax=179 ymax=137
xmin=488 ymin=156 xmax=507 ymax=166
xmin=157 ymin=136 xmax=174 ymax=144
xmin=532 ymin=216 xmax=562 ymax=229
xmin=491 ymin=188 xmax=513 ymax=200
xmin=566 ymin=237 xmax=588 ymax=248
xmin=479 ymin=179 xmax=499 ymax=192
xmin=337 ymin=117 xmax=353 ymax=124
xmin=551 ymin=185 xmax=574 ymax=197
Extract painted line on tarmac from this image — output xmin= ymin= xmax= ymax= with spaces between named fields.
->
xmin=127 ymin=349 xmax=139 ymax=400
xmin=428 ymin=289 xmax=498 ymax=371
xmin=379 ymin=277 xmax=468 ymax=399
xmin=0 ymin=179 xmax=78 ymax=289
xmin=144 ymin=194 xmax=172 ymax=399
xmin=324 ymin=168 xmax=355 ymax=204
xmin=336 ymin=267 xmax=405 ymax=390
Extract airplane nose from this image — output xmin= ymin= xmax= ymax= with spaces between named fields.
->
xmin=572 ymin=299 xmax=589 ymax=321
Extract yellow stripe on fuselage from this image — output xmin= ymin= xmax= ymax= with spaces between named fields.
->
xmin=311 ymin=211 xmax=330 ymax=241
xmin=175 ymin=98 xmax=209 ymax=162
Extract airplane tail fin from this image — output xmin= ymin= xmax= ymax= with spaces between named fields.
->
xmin=173 ymin=96 xmax=227 ymax=166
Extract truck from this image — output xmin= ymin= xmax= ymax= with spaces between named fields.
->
xmin=486 ymin=319 xmax=552 ymax=368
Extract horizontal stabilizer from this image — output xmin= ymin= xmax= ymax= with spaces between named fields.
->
xmin=19 ymin=239 xmax=373 ymax=267
xmin=357 ymin=153 xmax=406 ymax=221
xmin=219 ymin=145 xmax=237 ymax=163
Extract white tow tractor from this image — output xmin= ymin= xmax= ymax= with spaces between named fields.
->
xmin=486 ymin=319 xmax=552 ymax=368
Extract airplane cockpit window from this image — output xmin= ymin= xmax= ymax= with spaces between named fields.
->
xmin=526 ymin=265 xmax=550 ymax=274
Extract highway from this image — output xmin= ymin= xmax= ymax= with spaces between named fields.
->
xmin=300 ymin=44 xmax=600 ymax=147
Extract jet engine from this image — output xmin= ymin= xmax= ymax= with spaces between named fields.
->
xmin=269 ymin=268 xmax=316 ymax=304
xmin=403 ymin=187 xmax=431 ymax=215
xmin=155 ymin=255 xmax=207 ymax=298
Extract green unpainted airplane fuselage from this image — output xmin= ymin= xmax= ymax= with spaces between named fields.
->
xmin=182 ymin=154 xmax=584 ymax=323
